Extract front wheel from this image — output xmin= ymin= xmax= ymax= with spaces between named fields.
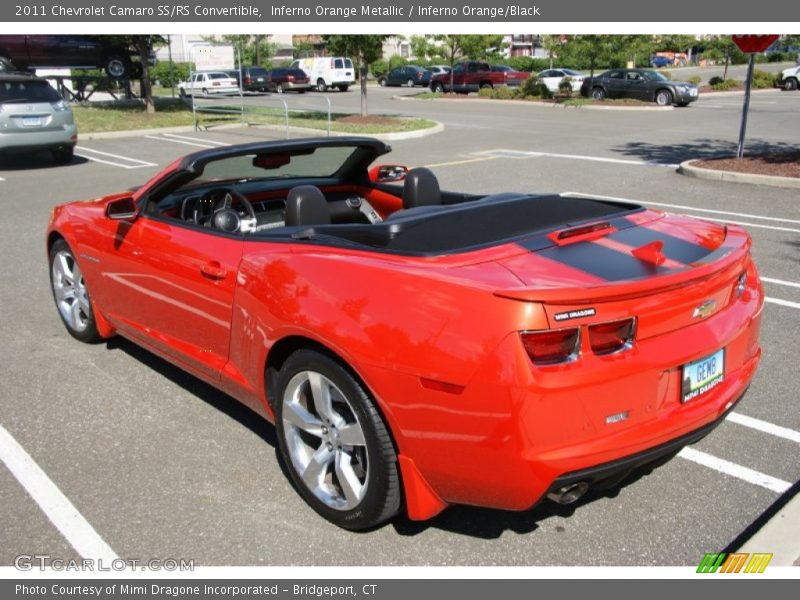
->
xmin=49 ymin=239 xmax=103 ymax=343
xmin=591 ymin=86 xmax=606 ymax=100
xmin=317 ymin=79 xmax=327 ymax=92
xmin=431 ymin=82 xmax=444 ymax=94
xmin=655 ymin=89 xmax=673 ymax=106
xmin=407 ymin=79 xmax=415 ymax=87
xmin=783 ymin=78 xmax=798 ymax=91
xmin=104 ymin=55 xmax=128 ymax=79
xmin=275 ymin=83 xmax=284 ymax=94
xmin=274 ymin=349 xmax=401 ymax=530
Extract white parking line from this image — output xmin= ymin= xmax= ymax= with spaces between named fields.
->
xmin=762 ymin=277 xmax=800 ymax=290
xmin=678 ymin=447 xmax=791 ymax=494
xmin=765 ymin=297 xmax=800 ymax=310
xmin=75 ymin=146 xmax=157 ymax=170
xmin=75 ymin=146 xmax=157 ymax=166
xmin=144 ymin=135 xmax=214 ymax=148
xmin=161 ymin=133 xmax=230 ymax=146
xmin=476 ymin=149 xmax=679 ymax=169
xmin=728 ymin=413 xmax=800 ymax=444
xmin=0 ymin=424 xmax=118 ymax=561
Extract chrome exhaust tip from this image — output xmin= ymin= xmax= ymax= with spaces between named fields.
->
xmin=547 ymin=482 xmax=589 ymax=505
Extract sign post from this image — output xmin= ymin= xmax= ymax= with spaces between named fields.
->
xmin=731 ymin=35 xmax=779 ymax=159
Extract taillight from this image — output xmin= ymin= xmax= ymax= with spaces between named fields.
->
xmin=287 ymin=75 xmax=295 ymax=81
xmin=548 ymin=222 xmax=616 ymax=246
xmin=588 ymin=318 xmax=636 ymax=355
xmin=521 ymin=328 xmax=580 ymax=365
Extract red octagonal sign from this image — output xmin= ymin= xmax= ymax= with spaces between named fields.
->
xmin=732 ymin=34 xmax=779 ymax=53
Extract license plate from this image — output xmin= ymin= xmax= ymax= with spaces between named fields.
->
xmin=256 ymin=77 xmax=264 ymax=82
xmin=22 ymin=117 xmax=42 ymax=127
xmin=681 ymin=349 xmax=724 ymax=403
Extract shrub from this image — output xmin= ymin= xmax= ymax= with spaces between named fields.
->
xmin=370 ymin=59 xmax=388 ymax=78
xmin=711 ymin=78 xmax=741 ymax=91
xmin=387 ymin=55 xmax=408 ymax=71
xmin=150 ymin=61 xmax=190 ymax=88
xmin=708 ymin=75 xmax=724 ymax=86
xmin=687 ymin=75 xmax=702 ymax=85
xmin=493 ymin=85 xmax=518 ymax=100
xmin=520 ymin=75 xmax=552 ymax=99
xmin=558 ymin=76 xmax=574 ymax=96
xmin=752 ymin=69 xmax=777 ymax=89
xmin=506 ymin=56 xmax=550 ymax=73
xmin=478 ymin=86 xmax=494 ymax=98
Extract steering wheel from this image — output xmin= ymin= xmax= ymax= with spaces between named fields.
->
xmin=193 ymin=187 xmax=256 ymax=232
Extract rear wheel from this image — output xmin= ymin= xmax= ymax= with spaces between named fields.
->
xmin=378 ymin=78 xmax=387 ymax=87
xmin=431 ymin=82 xmax=444 ymax=94
xmin=317 ymin=79 xmax=327 ymax=92
xmin=275 ymin=83 xmax=284 ymax=94
xmin=655 ymin=89 xmax=673 ymax=106
xmin=406 ymin=79 xmax=415 ymax=87
xmin=274 ymin=349 xmax=401 ymax=530
xmin=49 ymin=239 xmax=103 ymax=343
xmin=52 ymin=146 xmax=74 ymax=165
xmin=201 ymin=87 xmax=209 ymax=96
xmin=103 ymin=55 xmax=128 ymax=79
xmin=591 ymin=86 xmax=606 ymax=100
xmin=479 ymin=82 xmax=493 ymax=90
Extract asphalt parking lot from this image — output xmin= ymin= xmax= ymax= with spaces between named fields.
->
xmin=1 ymin=87 xmax=798 ymax=566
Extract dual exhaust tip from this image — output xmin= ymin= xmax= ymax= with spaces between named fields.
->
xmin=547 ymin=481 xmax=589 ymax=505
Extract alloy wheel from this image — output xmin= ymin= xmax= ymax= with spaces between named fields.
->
xmin=51 ymin=250 xmax=90 ymax=333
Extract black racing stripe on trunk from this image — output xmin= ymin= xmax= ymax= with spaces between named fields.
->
xmin=539 ymin=243 xmax=672 ymax=281
xmin=608 ymin=227 xmax=711 ymax=264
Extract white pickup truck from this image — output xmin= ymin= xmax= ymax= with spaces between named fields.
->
xmin=777 ymin=64 xmax=799 ymax=91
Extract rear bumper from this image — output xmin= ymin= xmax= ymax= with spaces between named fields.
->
xmin=0 ymin=125 xmax=77 ymax=153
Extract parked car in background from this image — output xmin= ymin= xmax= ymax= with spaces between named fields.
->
xmin=429 ymin=61 xmax=528 ymax=93
xmin=377 ymin=65 xmax=431 ymax=87
xmin=650 ymin=55 xmax=675 ymax=68
xmin=580 ymin=69 xmax=699 ymax=106
xmin=776 ymin=64 xmax=799 ymax=90
xmin=0 ymin=35 xmax=153 ymax=79
xmin=0 ymin=72 xmax=76 ymax=164
xmin=427 ymin=65 xmax=451 ymax=76
xmin=290 ymin=57 xmax=354 ymax=92
xmin=537 ymin=68 xmax=587 ymax=93
xmin=490 ymin=64 xmax=517 ymax=73
xmin=266 ymin=68 xmax=311 ymax=93
xmin=227 ymin=66 xmax=271 ymax=92
xmin=178 ymin=72 xmax=239 ymax=97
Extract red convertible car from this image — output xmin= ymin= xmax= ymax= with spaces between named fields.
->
xmin=47 ymin=137 xmax=763 ymax=530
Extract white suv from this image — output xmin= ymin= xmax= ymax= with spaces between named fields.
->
xmin=0 ymin=73 xmax=76 ymax=164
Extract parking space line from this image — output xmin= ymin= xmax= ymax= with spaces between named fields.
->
xmin=765 ymin=297 xmax=800 ymax=310
xmin=728 ymin=413 xmax=800 ymax=444
xmin=143 ymin=135 xmax=214 ymax=148
xmin=475 ymin=149 xmax=679 ymax=169
xmin=161 ymin=133 xmax=230 ymax=146
xmin=762 ymin=277 xmax=800 ymax=290
xmin=426 ymin=156 xmax=498 ymax=168
xmin=563 ymin=192 xmax=800 ymax=225
xmin=0 ymin=424 xmax=118 ymax=561
xmin=74 ymin=146 xmax=157 ymax=166
xmin=678 ymin=447 xmax=791 ymax=494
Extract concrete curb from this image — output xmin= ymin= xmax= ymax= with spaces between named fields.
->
xmin=700 ymin=88 xmax=784 ymax=97
xmin=678 ymin=159 xmax=800 ymax=189
xmin=392 ymin=94 xmax=673 ymax=111
xmin=80 ymin=120 xmax=444 ymax=142
xmin=739 ymin=486 xmax=800 ymax=566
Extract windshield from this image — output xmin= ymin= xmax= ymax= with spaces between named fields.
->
xmin=197 ymin=146 xmax=360 ymax=183
xmin=644 ymin=70 xmax=669 ymax=81
xmin=0 ymin=79 xmax=61 ymax=104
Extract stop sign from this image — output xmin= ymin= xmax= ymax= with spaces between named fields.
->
xmin=732 ymin=35 xmax=779 ymax=53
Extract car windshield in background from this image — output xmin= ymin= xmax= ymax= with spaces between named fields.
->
xmin=645 ymin=70 xmax=669 ymax=81
xmin=0 ymin=79 xmax=61 ymax=103
xmin=198 ymin=146 xmax=360 ymax=182
xmin=563 ymin=69 xmax=584 ymax=76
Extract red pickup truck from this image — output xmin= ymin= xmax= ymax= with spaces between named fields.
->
xmin=429 ymin=61 xmax=529 ymax=93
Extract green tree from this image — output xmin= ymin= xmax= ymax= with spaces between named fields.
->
xmin=322 ymin=35 xmax=387 ymax=116
xmin=213 ymin=35 xmax=278 ymax=65
xmin=95 ymin=35 xmax=165 ymax=114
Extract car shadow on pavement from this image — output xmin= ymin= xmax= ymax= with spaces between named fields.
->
xmin=0 ymin=154 xmax=88 ymax=171
xmin=391 ymin=452 xmax=677 ymax=539
xmin=612 ymin=138 xmax=799 ymax=165
xmin=105 ymin=336 xmax=278 ymax=449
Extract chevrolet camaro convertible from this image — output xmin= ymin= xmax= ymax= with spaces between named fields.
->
xmin=47 ymin=137 xmax=763 ymax=530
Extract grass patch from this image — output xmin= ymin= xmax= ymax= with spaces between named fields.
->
xmin=71 ymin=98 xmax=436 ymax=134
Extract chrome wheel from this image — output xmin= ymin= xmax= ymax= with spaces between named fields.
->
xmin=282 ymin=370 xmax=368 ymax=511
xmin=51 ymin=250 xmax=90 ymax=333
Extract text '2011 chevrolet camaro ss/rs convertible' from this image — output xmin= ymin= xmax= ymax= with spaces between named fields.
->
xmin=47 ymin=137 xmax=763 ymax=530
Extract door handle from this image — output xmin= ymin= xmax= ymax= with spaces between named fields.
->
xmin=201 ymin=262 xmax=227 ymax=280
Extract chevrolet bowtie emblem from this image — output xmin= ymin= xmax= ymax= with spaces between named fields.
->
xmin=693 ymin=299 xmax=716 ymax=319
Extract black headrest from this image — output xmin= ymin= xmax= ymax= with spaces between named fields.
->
xmin=402 ymin=167 xmax=441 ymax=209
xmin=285 ymin=185 xmax=331 ymax=227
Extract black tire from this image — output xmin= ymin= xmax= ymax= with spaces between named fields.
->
xmin=783 ymin=78 xmax=798 ymax=91
xmin=317 ymin=79 xmax=327 ymax=92
xmin=201 ymin=88 xmax=209 ymax=96
xmin=274 ymin=349 xmax=402 ymax=531
xmin=431 ymin=82 xmax=444 ymax=94
xmin=378 ymin=78 xmax=387 ymax=87
xmin=104 ymin=55 xmax=128 ymax=79
xmin=655 ymin=89 xmax=673 ymax=106
xmin=406 ymin=79 xmax=415 ymax=87
xmin=49 ymin=239 xmax=103 ymax=344
xmin=591 ymin=86 xmax=606 ymax=100
xmin=52 ymin=146 xmax=74 ymax=165
xmin=338 ymin=85 xmax=349 ymax=92
xmin=275 ymin=83 xmax=284 ymax=94
xmin=479 ymin=82 xmax=493 ymax=90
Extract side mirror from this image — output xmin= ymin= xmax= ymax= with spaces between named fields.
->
xmin=106 ymin=196 xmax=138 ymax=221
xmin=369 ymin=164 xmax=409 ymax=184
